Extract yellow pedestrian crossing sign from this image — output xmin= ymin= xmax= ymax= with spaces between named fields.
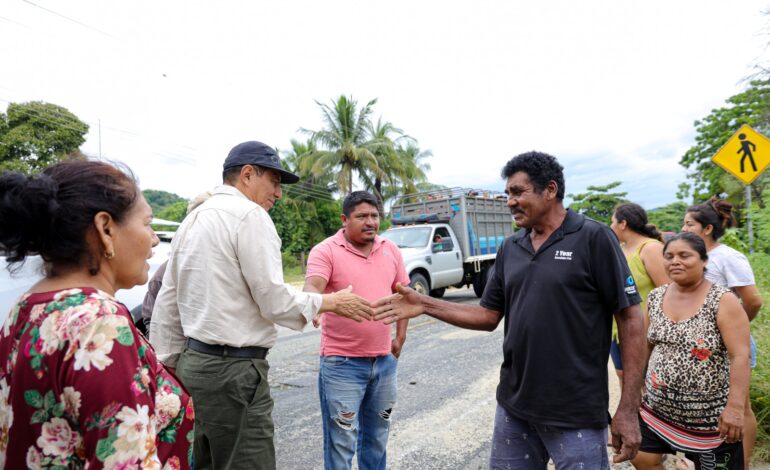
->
xmin=711 ymin=124 xmax=770 ymax=185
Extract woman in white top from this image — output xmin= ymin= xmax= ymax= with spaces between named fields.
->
xmin=682 ymin=196 xmax=762 ymax=470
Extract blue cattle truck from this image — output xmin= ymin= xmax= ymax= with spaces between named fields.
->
xmin=380 ymin=188 xmax=514 ymax=298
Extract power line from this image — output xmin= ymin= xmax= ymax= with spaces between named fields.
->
xmin=0 ymin=14 xmax=32 ymax=30
xmin=0 ymin=96 xmax=200 ymax=161
xmin=285 ymin=180 xmax=334 ymax=195
xmin=284 ymin=187 xmax=333 ymax=201
xmin=0 ymin=98 xmax=408 ymax=189
xmin=284 ymin=182 xmax=336 ymax=198
xmin=0 ymin=99 xmax=90 ymax=134
xmin=0 ymin=96 xmax=87 ymax=127
xmin=20 ymin=0 xmax=115 ymax=38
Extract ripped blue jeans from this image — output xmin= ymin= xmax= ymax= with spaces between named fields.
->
xmin=489 ymin=405 xmax=609 ymax=470
xmin=319 ymin=355 xmax=397 ymax=470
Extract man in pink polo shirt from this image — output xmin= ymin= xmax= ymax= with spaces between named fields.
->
xmin=304 ymin=191 xmax=409 ymax=470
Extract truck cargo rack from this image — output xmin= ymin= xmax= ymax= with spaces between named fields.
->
xmin=389 ymin=187 xmax=513 ymax=263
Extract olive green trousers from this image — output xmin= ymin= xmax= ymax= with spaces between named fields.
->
xmin=176 ymin=348 xmax=275 ymax=470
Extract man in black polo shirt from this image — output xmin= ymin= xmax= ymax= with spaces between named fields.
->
xmin=374 ymin=151 xmax=646 ymax=469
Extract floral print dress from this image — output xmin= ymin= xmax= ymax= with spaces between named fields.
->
xmin=0 ymin=287 xmax=194 ymax=469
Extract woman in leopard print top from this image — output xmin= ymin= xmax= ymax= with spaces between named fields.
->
xmin=631 ymin=233 xmax=751 ymax=470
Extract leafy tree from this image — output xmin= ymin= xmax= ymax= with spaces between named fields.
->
xmin=647 ymin=202 xmax=688 ymax=233
xmin=277 ymin=139 xmax=343 ymax=256
xmin=142 ymin=189 xmax=187 ymax=214
xmin=0 ymin=101 xmax=89 ymax=174
xmin=271 ymin=197 xmax=342 ymax=256
xmin=567 ymin=182 xmax=629 ymax=224
xmin=680 ymin=80 xmax=770 ymax=203
xmin=300 ymin=95 xmax=386 ymax=195
xmin=156 ymin=200 xmax=188 ymax=222
xmin=675 ymin=182 xmax=692 ymax=203
xmin=751 ymin=190 xmax=770 ymax=253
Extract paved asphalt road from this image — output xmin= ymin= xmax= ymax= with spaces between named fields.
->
xmin=269 ymin=287 xmax=500 ymax=469
xmin=267 ymin=288 xmax=770 ymax=470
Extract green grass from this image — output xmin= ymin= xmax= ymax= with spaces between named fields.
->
xmin=750 ymin=253 xmax=770 ymax=462
xmin=283 ymin=265 xmax=305 ymax=284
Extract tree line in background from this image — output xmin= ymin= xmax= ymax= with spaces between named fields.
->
xmin=5 ymin=85 xmax=770 ymax=462
xmin=140 ymin=95 xmax=435 ymax=259
xmin=0 ymin=101 xmax=88 ymax=174
xmin=3 ymin=84 xmax=770 ymax=254
xmin=568 ymin=79 xmax=770 ymax=253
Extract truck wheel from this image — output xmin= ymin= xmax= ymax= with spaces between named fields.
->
xmin=472 ymin=266 xmax=489 ymax=298
xmin=410 ymin=273 xmax=430 ymax=295
xmin=430 ymin=287 xmax=446 ymax=298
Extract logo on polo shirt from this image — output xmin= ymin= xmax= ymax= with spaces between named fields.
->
xmin=554 ymin=249 xmax=572 ymax=261
xmin=625 ymin=275 xmax=638 ymax=295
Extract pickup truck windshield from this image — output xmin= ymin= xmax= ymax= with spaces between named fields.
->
xmin=381 ymin=227 xmax=432 ymax=248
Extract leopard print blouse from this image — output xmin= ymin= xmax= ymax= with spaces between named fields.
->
xmin=642 ymin=283 xmax=731 ymax=431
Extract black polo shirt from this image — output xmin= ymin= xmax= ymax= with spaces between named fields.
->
xmin=480 ymin=209 xmax=641 ymax=428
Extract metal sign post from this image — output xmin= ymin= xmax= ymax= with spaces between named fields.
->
xmin=745 ymin=185 xmax=754 ymax=254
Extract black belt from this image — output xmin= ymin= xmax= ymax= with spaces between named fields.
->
xmin=186 ymin=338 xmax=269 ymax=359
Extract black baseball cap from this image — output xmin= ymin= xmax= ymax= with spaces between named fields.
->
xmin=223 ymin=141 xmax=300 ymax=184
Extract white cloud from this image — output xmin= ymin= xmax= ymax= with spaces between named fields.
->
xmin=0 ymin=0 xmax=767 ymax=208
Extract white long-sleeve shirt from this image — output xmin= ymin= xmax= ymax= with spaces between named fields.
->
xmin=150 ymin=184 xmax=322 ymax=367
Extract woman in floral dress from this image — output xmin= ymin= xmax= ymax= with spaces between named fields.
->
xmin=0 ymin=161 xmax=194 ymax=469
xmin=631 ymin=233 xmax=750 ymax=470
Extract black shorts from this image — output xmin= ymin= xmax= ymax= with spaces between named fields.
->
xmin=639 ymin=415 xmax=743 ymax=469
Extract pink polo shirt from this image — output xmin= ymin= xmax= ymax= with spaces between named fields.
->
xmin=306 ymin=229 xmax=409 ymax=357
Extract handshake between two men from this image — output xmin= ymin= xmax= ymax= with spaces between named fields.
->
xmin=317 ymin=283 xmax=425 ymax=325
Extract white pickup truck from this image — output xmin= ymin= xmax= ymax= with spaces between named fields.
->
xmin=381 ymin=189 xmax=514 ymax=298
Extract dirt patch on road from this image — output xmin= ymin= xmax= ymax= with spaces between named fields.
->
xmin=388 ymin=367 xmax=499 ymax=468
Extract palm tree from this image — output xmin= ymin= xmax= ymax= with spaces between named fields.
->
xmin=276 ymin=138 xmax=338 ymax=255
xmin=364 ymin=117 xmax=408 ymax=213
xmin=300 ymin=96 xmax=386 ymax=195
xmin=381 ymin=142 xmax=432 ymax=204
xmin=282 ymin=138 xmax=336 ymax=192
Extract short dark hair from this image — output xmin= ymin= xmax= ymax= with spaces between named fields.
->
xmin=613 ymin=203 xmax=662 ymax=241
xmin=501 ymin=151 xmax=565 ymax=200
xmin=664 ymin=232 xmax=708 ymax=261
xmin=222 ymin=164 xmax=264 ymax=184
xmin=686 ymin=196 xmax=735 ymax=241
xmin=0 ymin=160 xmax=138 ymax=275
xmin=342 ymin=191 xmax=380 ymax=216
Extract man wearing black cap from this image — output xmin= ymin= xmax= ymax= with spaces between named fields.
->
xmin=151 ymin=141 xmax=374 ymax=470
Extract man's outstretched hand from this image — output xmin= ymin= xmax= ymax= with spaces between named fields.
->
xmin=329 ymin=286 xmax=374 ymax=322
xmin=373 ymin=283 xmax=425 ymax=324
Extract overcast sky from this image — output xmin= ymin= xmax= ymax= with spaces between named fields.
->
xmin=1 ymin=0 xmax=768 ymax=208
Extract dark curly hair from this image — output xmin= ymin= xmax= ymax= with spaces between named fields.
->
xmin=686 ymin=196 xmax=735 ymax=241
xmin=0 ymin=160 xmax=138 ymax=275
xmin=500 ymin=151 xmax=565 ymax=200
xmin=613 ymin=203 xmax=662 ymax=241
